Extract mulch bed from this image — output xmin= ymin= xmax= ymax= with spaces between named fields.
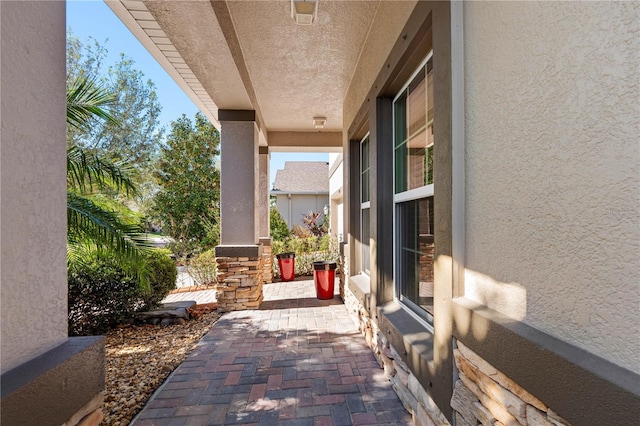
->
xmin=103 ymin=304 xmax=221 ymax=425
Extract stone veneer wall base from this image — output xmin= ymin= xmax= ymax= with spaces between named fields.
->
xmin=339 ymin=243 xmax=348 ymax=299
xmin=451 ymin=340 xmax=571 ymax=426
xmin=342 ymin=284 xmax=450 ymax=426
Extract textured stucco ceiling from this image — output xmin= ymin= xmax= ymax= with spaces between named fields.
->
xmin=227 ymin=0 xmax=380 ymax=131
xmin=108 ymin=0 xmax=412 ymax=136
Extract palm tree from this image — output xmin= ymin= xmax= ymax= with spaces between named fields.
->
xmin=66 ymin=73 xmax=148 ymax=274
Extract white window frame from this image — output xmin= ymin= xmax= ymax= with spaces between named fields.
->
xmin=360 ymin=132 xmax=371 ymax=276
xmin=392 ymin=51 xmax=435 ymax=328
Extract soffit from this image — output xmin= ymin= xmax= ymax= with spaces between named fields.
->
xmin=108 ymin=1 xmax=413 ymax=137
xmin=142 ymin=0 xmax=253 ymax=110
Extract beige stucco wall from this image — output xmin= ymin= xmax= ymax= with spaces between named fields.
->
xmin=342 ymin=0 xmax=417 ymax=129
xmin=463 ymin=1 xmax=639 ymax=373
xmin=1 ymin=0 xmax=68 ymax=373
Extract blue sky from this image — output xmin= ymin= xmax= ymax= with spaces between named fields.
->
xmin=67 ymin=0 xmax=328 ymax=186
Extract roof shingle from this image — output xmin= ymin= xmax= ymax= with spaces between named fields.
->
xmin=272 ymin=161 xmax=329 ymax=193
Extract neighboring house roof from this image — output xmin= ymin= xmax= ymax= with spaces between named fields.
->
xmin=271 ymin=161 xmax=329 ymax=193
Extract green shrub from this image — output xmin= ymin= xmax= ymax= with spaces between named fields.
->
xmin=318 ymin=234 xmax=331 ymax=252
xmin=68 ymin=249 xmax=177 ymax=335
xmin=200 ymin=216 xmax=221 ymax=249
xmin=270 ymin=205 xmax=290 ymax=241
xmin=140 ymin=249 xmax=177 ymax=310
xmin=68 ymin=256 xmax=141 ymax=336
xmin=188 ymin=249 xmax=217 ymax=286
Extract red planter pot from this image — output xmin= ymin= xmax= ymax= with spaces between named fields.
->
xmin=312 ymin=261 xmax=337 ymax=300
xmin=276 ymin=252 xmax=296 ymax=282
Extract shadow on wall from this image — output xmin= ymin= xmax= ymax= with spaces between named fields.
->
xmin=463 ymin=269 xmax=527 ymax=322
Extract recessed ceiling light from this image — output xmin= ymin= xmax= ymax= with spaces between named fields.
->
xmin=291 ymin=0 xmax=318 ymax=25
xmin=313 ymin=116 xmax=326 ymax=129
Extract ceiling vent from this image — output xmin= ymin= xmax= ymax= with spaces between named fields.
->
xmin=291 ymin=0 xmax=318 ymax=25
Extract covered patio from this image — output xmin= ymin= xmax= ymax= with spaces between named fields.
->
xmin=3 ymin=1 xmax=638 ymax=426
xmin=133 ymin=279 xmax=413 ymax=425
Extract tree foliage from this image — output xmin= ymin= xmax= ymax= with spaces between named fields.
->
xmin=88 ymin=55 xmax=163 ymax=164
xmin=270 ymin=206 xmax=291 ymax=242
xmin=67 ymin=30 xmax=106 ymax=86
xmin=66 ymin=33 xmax=172 ymax=334
xmin=66 ymin=73 xmax=149 ymax=277
xmin=66 ymin=72 xmax=118 ymax=131
xmin=151 ymin=113 xmax=221 ymax=253
xmin=66 ymin=31 xmax=163 ymax=166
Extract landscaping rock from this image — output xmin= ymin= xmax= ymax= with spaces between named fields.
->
xmin=104 ymin=309 xmax=221 ymax=426
xmin=135 ymin=300 xmax=197 ymax=324
xmin=162 ymin=300 xmax=197 ymax=310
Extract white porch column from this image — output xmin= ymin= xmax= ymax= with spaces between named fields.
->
xmin=219 ymin=110 xmax=260 ymax=245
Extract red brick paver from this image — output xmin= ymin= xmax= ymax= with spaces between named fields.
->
xmin=133 ymin=279 xmax=413 ymax=425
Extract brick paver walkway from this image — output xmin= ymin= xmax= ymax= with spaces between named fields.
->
xmin=133 ymin=279 xmax=413 ymax=425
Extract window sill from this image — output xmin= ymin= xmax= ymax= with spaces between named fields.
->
xmin=348 ymin=273 xmax=371 ymax=311
xmin=377 ymin=301 xmax=434 ymax=385
xmin=346 ymin=277 xmax=435 ymax=388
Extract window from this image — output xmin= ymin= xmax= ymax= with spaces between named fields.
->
xmin=394 ymin=52 xmax=434 ymax=322
xmin=396 ymin=197 xmax=434 ymax=321
xmin=361 ymin=134 xmax=370 ymax=275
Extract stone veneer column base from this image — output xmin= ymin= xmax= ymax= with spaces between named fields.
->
xmin=259 ymin=237 xmax=273 ymax=284
xmin=342 ymin=284 xmax=449 ymax=426
xmin=451 ymin=341 xmax=570 ymax=426
xmin=338 ymin=242 xmax=348 ymax=299
xmin=215 ymin=245 xmax=264 ymax=312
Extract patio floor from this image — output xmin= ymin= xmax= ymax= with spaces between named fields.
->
xmin=133 ymin=278 xmax=413 ymax=425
